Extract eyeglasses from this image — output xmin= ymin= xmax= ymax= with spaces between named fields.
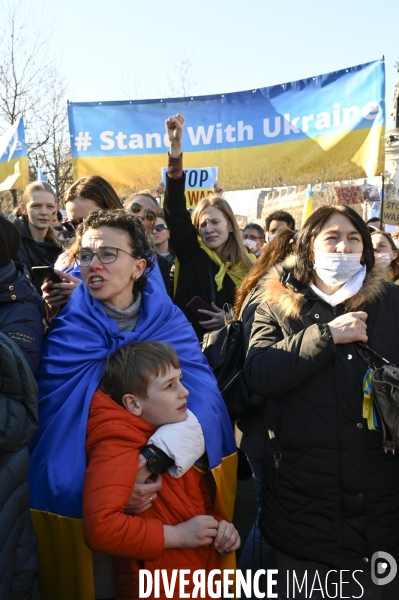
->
xmin=130 ymin=202 xmax=157 ymax=222
xmin=153 ymin=224 xmax=168 ymax=232
xmin=63 ymin=218 xmax=83 ymax=232
xmin=74 ymin=246 xmax=138 ymax=267
xmin=243 ymin=234 xmax=262 ymax=241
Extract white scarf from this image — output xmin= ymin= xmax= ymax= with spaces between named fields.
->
xmin=310 ymin=265 xmax=367 ymax=307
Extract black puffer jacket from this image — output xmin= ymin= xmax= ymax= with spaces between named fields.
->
xmin=0 ymin=333 xmax=39 ymax=599
xmin=237 ymin=282 xmax=267 ymax=460
xmin=0 ymin=261 xmax=45 ymax=374
xmin=244 ymin=261 xmax=399 ymax=570
xmin=12 ymin=219 xmax=62 ymax=293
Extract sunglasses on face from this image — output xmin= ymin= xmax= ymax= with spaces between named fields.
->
xmin=153 ymin=224 xmax=168 ymax=232
xmin=130 ymin=202 xmax=157 ymax=222
xmin=74 ymin=246 xmax=138 ymax=267
xmin=63 ymin=217 xmax=83 ymax=232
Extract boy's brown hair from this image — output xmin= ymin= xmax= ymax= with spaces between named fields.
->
xmin=100 ymin=341 xmax=180 ymax=406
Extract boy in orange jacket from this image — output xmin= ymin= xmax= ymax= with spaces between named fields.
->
xmin=83 ymin=341 xmax=240 ymax=600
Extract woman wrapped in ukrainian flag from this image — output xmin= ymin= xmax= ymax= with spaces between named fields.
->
xmin=29 ymin=208 xmax=237 ymax=600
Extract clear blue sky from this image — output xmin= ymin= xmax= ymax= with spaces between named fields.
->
xmin=37 ymin=0 xmax=399 ymax=128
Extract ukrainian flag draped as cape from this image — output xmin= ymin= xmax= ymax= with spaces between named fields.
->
xmin=29 ymin=275 xmax=237 ymax=600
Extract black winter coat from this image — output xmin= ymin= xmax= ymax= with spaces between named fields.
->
xmin=244 ymin=261 xmax=399 ymax=570
xmin=0 ymin=333 xmax=39 ymax=600
xmin=237 ymin=282 xmax=267 ymax=460
xmin=0 ymin=261 xmax=45 ymax=374
xmin=163 ymin=175 xmax=236 ymax=341
xmin=12 ymin=219 xmax=62 ymax=293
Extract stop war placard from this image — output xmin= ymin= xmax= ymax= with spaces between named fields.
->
xmin=382 ymin=200 xmax=399 ymax=225
xmin=161 ymin=167 xmax=218 ymax=208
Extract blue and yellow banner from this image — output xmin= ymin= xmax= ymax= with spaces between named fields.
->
xmin=0 ymin=117 xmax=29 ymax=191
xmin=68 ymin=59 xmax=385 ymax=194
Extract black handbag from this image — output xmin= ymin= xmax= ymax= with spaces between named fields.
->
xmin=202 ymin=306 xmax=263 ymax=423
xmin=355 ymin=342 xmax=399 ymax=455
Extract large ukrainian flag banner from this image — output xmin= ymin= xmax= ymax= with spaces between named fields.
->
xmin=68 ymin=59 xmax=385 ymax=194
xmin=0 ymin=117 xmax=29 ymax=191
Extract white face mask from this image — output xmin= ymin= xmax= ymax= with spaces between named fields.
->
xmin=313 ymin=252 xmax=364 ymax=286
xmin=267 ymin=233 xmax=277 ymax=243
xmin=374 ymin=252 xmax=394 ymax=267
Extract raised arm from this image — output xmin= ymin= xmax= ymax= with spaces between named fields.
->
xmin=163 ymin=114 xmax=200 ymax=264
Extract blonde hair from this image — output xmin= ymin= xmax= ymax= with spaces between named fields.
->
xmin=192 ymin=195 xmax=253 ymax=271
xmin=21 ymin=181 xmax=61 ymax=247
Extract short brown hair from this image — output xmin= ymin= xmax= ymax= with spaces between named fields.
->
xmin=100 ymin=341 xmax=180 ymax=405
xmin=77 ymin=209 xmax=155 ymax=292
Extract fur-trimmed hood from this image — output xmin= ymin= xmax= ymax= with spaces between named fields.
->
xmin=260 ymin=255 xmax=392 ymax=320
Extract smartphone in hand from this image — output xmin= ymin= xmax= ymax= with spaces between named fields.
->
xmin=31 ymin=266 xmax=63 ymax=285
xmin=186 ymin=296 xmax=214 ymax=321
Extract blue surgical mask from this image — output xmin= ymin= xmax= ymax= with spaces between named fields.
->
xmin=313 ymin=252 xmax=363 ymax=286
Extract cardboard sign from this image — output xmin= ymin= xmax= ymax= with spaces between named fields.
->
xmin=382 ymin=200 xmax=399 ymax=225
xmin=161 ymin=167 xmax=218 ymax=208
xmin=333 ymin=186 xmax=364 ymax=205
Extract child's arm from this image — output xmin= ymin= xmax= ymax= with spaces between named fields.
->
xmin=213 ymin=520 xmax=241 ymax=554
xmin=83 ymin=433 xmax=165 ymax=561
xmin=197 ymin=470 xmax=241 ymax=554
xmin=163 ymin=515 xmax=218 ymax=549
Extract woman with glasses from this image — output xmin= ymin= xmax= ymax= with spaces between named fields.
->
xmin=164 ymin=114 xmax=256 ymax=341
xmin=29 ymin=209 xmax=236 ymax=600
xmin=43 ymin=175 xmax=123 ymax=314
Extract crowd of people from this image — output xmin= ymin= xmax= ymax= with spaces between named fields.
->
xmin=1 ymin=112 xmax=399 ymax=600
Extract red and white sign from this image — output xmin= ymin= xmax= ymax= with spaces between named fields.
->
xmin=333 ymin=186 xmax=364 ymax=205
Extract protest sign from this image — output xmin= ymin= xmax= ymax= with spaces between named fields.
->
xmin=68 ymin=59 xmax=385 ymax=194
xmin=333 ymin=186 xmax=364 ymax=205
xmin=0 ymin=117 xmax=28 ymax=191
xmin=161 ymin=167 xmax=217 ymax=208
xmin=382 ymin=200 xmax=399 ymax=226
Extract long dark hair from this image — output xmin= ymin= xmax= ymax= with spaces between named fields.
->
xmin=295 ymin=205 xmax=375 ymax=285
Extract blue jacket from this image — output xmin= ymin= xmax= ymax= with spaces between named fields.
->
xmin=0 ymin=261 xmax=45 ymax=374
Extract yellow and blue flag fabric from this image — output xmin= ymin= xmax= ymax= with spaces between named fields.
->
xmin=68 ymin=59 xmax=385 ymax=194
xmin=29 ymin=271 xmax=237 ymax=600
xmin=36 ymin=164 xmax=48 ymax=183
xmin=0 ymin=117 xmax=28 ymax=191
xmin=302 ymin=183 xmax=314 ymax=225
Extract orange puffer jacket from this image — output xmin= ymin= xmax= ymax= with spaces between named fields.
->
xmin=83 ymin=389 xmax=221 ymax=600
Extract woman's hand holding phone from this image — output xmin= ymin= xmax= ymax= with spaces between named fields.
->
xmin=198 ymin=303 xmax=225 ymax=330
xmin=42 ymin=270 xmax=81 ymax=309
